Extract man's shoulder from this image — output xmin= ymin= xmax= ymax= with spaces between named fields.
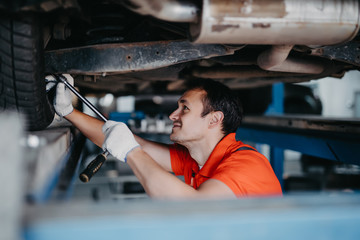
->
xmin=223 ymin=141 xmax=268 ymax=164
xmin=227 ymin=140 xmax=258 ymax=154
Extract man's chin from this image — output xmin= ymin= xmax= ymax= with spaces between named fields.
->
xmin=170 ymin=133 xmax=181 ymax=143
xmin=170 ymin=133 xmax=176 ymax=142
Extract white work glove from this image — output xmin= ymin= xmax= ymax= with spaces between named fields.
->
xmin=102 ymin=120 xmax=140 ymax=162
xmin=45 ymin=74 xmax=74 ymax=117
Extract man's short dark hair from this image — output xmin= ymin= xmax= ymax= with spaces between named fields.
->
xmin=186 ymin=79 xmax=243 ymax=135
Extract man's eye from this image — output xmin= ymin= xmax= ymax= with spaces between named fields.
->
xmin=183 ymin=105 xmax=189 ymax=110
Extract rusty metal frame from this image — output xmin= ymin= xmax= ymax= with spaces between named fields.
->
xmin=45 ymin=40 xmax=236 ymax=74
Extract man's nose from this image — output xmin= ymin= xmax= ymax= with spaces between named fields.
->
xmin=169 ymin=109 xmax=179 ymax=121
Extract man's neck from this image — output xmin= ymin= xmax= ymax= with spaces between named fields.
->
xmin=184 ymin=133 xmax=225 ymax=166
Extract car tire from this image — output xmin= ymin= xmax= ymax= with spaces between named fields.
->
xmin=0 ymin=13 xmax=54 ymax=131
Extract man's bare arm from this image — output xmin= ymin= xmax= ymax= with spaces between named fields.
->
xmin=127 ymin=148 xmax=236 ymax=200
xmin=65 ymin=109 xmax=105 ymax=147
xmin=135 ymin=136 xmax=172 ymax=172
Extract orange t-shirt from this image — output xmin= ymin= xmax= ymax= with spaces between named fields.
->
xmin=170 ymin=133 xmax=282 ymax=197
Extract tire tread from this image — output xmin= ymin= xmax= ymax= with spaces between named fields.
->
xmin=0 ymin=14 xmax=54 ymax=131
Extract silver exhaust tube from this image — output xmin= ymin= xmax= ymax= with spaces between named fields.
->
xmin=190 ymin=0 xmax=360 ymax=45
xmin=257 ymin=45 xmax=325 ymax=74
xmin=122 ymin=0 xmax=199 ymax=22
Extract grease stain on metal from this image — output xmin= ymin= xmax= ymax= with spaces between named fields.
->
xmin=212 ymin=24 xmax=240 ymax=32
xmin=252 ymin=23 xmax=271 ymax=28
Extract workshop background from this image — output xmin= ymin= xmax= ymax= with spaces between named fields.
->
xmin=1 ymin=0 xmax=360 ymax=239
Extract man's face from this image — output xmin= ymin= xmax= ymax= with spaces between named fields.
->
xmin=169 ymin=89 xmax=211 ymax=144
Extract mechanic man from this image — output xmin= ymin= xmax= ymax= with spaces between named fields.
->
xmin=49 ymin=74 xmax=282 ymax=199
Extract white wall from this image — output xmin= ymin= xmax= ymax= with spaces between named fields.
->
xmin=316 ymin=70 xmax=360 ymax=118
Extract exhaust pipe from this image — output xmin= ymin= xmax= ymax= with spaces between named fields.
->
xmin=190 ymin=0 xmax=360 ymax=45
xmin=257 ymin=45 xmax=325 ymax=74
xmin=122 ymin=0 xmax=199 ymax=23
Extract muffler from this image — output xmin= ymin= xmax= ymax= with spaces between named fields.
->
xmin=189 ymin=0 xmax=360 ymax=45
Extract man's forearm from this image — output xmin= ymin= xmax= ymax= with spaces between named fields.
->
xmin=127 ymin=148 xmax=198 ymax=199
xmin=134 ymin=136 xmax=172 ymax=172
xmin=65 ymin=109 xmax=105 ymax=147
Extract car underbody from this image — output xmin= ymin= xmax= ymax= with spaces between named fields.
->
xmin=1 ymin=0 xmax=360 ymax=130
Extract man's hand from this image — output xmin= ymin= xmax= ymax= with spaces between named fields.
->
xmin=102 ymin=120 xmax=140 ymax=162
xmin=45 ymin=74 xmax=74 ymax=117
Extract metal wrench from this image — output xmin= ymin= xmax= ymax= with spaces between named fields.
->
xmin=53 ymin=74 xmax=109 ymax=183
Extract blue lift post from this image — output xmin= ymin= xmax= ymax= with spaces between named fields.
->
xmin=251 ymin=83 xmax=285 ymax=187
xmin=268 ymin=83 xmax=285 ymax=187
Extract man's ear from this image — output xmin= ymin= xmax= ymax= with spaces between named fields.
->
xmin=209 ymin=111 xmax=224 ymax=128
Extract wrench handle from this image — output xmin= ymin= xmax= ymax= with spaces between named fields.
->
xmin=79 ymin=151 xmax=109 ymax=182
